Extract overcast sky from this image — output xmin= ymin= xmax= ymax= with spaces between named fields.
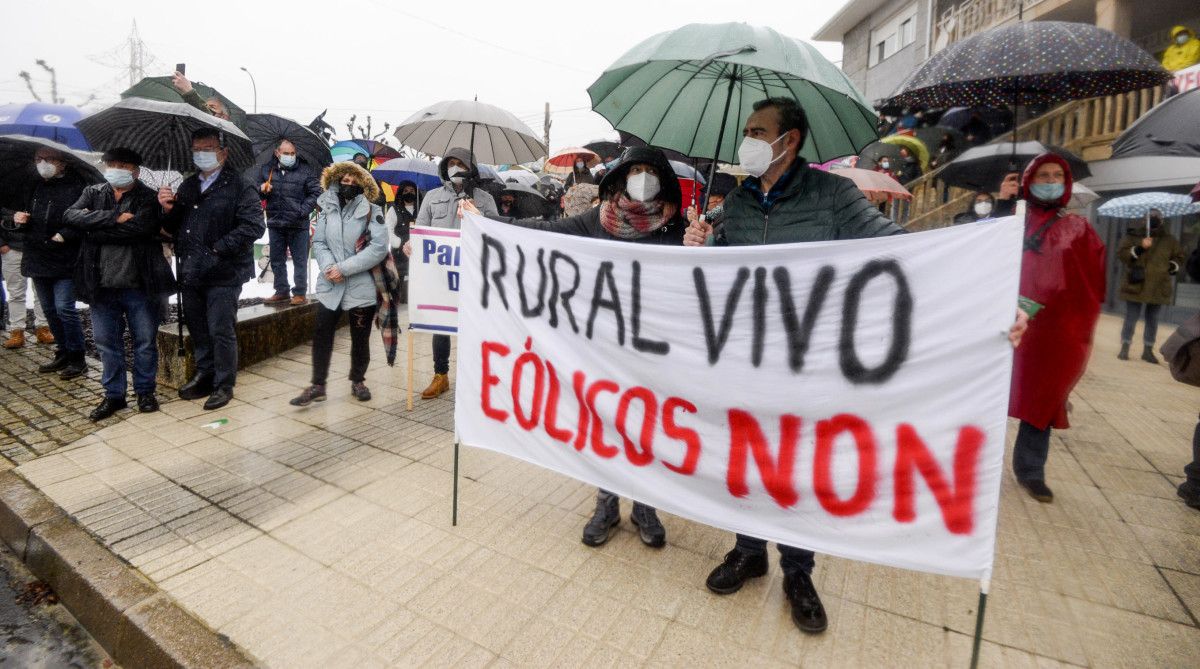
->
xmin=1 ymin=0 xmax=852 ymax=154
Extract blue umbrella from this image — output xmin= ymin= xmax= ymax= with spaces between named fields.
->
xmin=371 ymin=157 xmax=442 ymax=191
xmin=1098 ymin=192 xmax=1200 ymax=219
xmin=0 ymin=102 xmax=89 ymax=149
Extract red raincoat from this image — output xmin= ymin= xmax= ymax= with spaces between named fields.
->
xmin=1009 ymin=153 xmax=1106 ymax=430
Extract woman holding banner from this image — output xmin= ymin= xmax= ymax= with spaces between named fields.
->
xmin=1009 ymin=153 xmax=1106 ymax=503
xmin=471 ymin=145 xmax=687 ymax=548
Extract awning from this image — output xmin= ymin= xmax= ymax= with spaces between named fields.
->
xmin=1079 ymin=156 xmax=1200 ymax=193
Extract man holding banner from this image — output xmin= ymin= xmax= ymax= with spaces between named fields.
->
xmin=684 ymin=97 xmax=902 ymax=634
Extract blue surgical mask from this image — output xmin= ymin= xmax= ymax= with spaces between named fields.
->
xmin=279 ymin=154 xmax=297 ymax=168
xmin=1029 ymin=183 xmax=1064 ymax=202
xmin=193 ymin=151 xmax=220 ymax=171
xmin=104 ymin=168 xmax=135 ymax=189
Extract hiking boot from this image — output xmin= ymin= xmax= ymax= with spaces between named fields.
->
xmin=1117 ymin=342 xmax=1130 ymax=360
xmin=1178 ymin=482 xmax=1200 ymax=511
xmin=351 ymin=382 xmax=372 ymax=402
xmin=2 ymin=329 xmax=24 ymax=349
xmin=178 ymin=374 xmax=214 ymax=400
xmin=289 ymin=295 xmax=307 ymax=306
xmin=289 ymin=384 xmax=327 ymax=407
xmin=421 ymin=373 xmax=449 ymax=399
xmin=784 ymin=571 xmax=828 ymax=634
xmin=630 ymin=503 xmax=666 ymax=548
xmin=59 ymin=352 xmax=87 ymax=380
xmin=89 ymin=397 xmax=127 ymax=422
xmin=137 ymin=393 xmax=159 ymax=413
xmin=581 ymin=493 xmax=620 ymax=547
xmin=38 ymin=350 xmax=68 ymax=373
xmin=263 ymin=292 xmax=289 ymax=305
xmin=35 ymin=326 xmax=54 ymax=345
xmin=1142 ymin=345 xmax=1159 ymax=364
xmin=1019 ymin=479 xmax=1054 ymax=503
xmin=706 ymin=549 xmax=768 ymax=595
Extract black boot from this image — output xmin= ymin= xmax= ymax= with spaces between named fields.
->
xmin=59 ymin=351 xmax=87 ymax=379
xmin=1142 ymin=345 xmax=1159 ymax=364
xmin=706 ymin=549 xmax=769 ymax=594
xmin=1118 ymin=342 xmax=1130 ymax=360
xmin=38 ymin=349 xmax=69 ymax=373
xmin=784 ymin=571 xmax=828 ymax=634
xmin=581 ymin=492 xmax=620 ymax=547
xmin=178 ymin=374 xmax=214 ymax=400
xmin=630 ymin=503 xmax=666 ymax=548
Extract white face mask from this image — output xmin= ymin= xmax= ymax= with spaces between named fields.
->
xmin=1178 ymin=34 xmax=1191 ymax=45
xmin=193 ymin=151 xmax=220 ymax=171
xmin=737 ymin=134 xmax=788 ymax=178
xmin=35 ymin=160 xmax=58 ymax=179
xmin=104 ymin=167 xmax=135 ymax=189
xmin=973 ymin=201 xmax=993 ymax=217
xmin=447 ymin=165 xmax=466 ymax=184
xmin=278 ymin=154 xmax=297 ymax=168
xmin=625 ymin=172 xmax=660 ymax=202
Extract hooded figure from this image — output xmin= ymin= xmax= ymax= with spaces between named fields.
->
xmin=1162 ymin=26 xmax=1200 ymax=71
xmin=1115 ymin=213 xmax=1183 ymax=362
xmin=953 ymin=191 xmax=996 ymax=224
xmin=414 ymin=147 xmax=499 ymax=229
xmin=1008 ymin=153 xmax=1106 ymax=502
xmin=291 ymin=162 xmax=389 ymax=407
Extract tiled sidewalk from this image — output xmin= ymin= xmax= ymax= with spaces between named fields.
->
xmin=11 ymin=315 xmax=1200 ymax=667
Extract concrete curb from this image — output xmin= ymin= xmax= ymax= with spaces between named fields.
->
xmin=0 ymin=469 xmax=260 ymax=669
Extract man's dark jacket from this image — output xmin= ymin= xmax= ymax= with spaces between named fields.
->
xmin=162 ymin=167 xmax=265 ymax=287
xmin=62 ymin=181 xmax=176 ymax=304
xmin=258 ymin=158 xmax=321 ymax=229
xmin=4 ymin=173 xmax=89 ymax=279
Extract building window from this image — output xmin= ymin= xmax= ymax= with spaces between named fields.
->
xmin=869 ymin=2 xmax=919 ymax=67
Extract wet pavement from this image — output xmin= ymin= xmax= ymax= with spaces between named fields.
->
xmin=0 ymin=541 xmax=114 ymax=668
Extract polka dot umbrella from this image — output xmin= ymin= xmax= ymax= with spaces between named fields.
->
xmin=886 ymin=21 xmax=1171 ymax=109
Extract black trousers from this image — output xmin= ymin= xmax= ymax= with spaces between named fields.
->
xmin=311 ymin=303 xmax=376 ymax=385
xmin=1186 ymin=414 xmax=1200 ymax=488
xmin=181 ymin=285 xmax=241 ymax=390
xmin=1012 ymin=420 xmax=1053 ymax=483
xmin=432 ymin=334 xmax=451 ymax=375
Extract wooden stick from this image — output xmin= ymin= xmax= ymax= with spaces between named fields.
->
xmin=406 ymin=330 xmax=415 ymax=411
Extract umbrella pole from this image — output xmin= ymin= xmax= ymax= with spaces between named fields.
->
xmin=167 ymin=148 xmax=185 ymax=358
xmin=703 ymin=65 xmax=739 ymax=216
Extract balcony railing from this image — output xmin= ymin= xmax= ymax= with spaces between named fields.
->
xmin=900 ymin=84 xmax=1166 ymax=231
xmin=932 ymin=0 xmax=1047 ymax=52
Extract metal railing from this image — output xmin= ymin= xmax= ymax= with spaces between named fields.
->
xmin=931 ymin=0 xmax=1047 ymax=52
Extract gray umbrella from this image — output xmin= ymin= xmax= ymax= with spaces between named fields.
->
xmin=393 ymin=99 xmax=547 ymax=165
xmin=1111 ymin=88 xmax=1200 ymax=159
xmin=0 ymin=135 xmax=103 ymax=207
xmin=77 ymin=97 xmax=253 ymax=172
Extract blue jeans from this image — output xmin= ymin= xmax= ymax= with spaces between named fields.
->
xmin=91 ymin=288 xmax=160 ymax=398
xmin=181 ymin=285 xmax=241 ymax=390
xmin=734 ymin=534 xmax=816 ymax=576
xmin=269 ymin=227 xmax=309 ymax=297
xmin=31 ymin=277 xmax=84 ymax=353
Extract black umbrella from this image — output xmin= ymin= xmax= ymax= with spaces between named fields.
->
xmin=245 ymin=113 xmax=333 ymax=169
xmin=583 ymin=140 xmax=621 ymax=162
xmin=121 ymin=76 xmax=248 ymax=130
xmin=0 ymin=135 xmax=102 ymax=208
xmin=939 ymin=141 xmax=1089 ymax=192
xmin=856 ymin=141 xmax=905 ymax=170
xmin=77 ymin=97 xmax=253 ymax=172
xmin=1111 ymin=88 xmax=1200 ymax=159
xmin=887 ymin=21 xmax=1170 ymax=109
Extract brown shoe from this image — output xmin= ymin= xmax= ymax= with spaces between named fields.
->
xmin=263 ymin=293 xmax=289 ymax=305
xmin=420 ymin=373 xmax=450 ymax=399
xmin=35 ymin=326 xmax=55 ymax=345
xmin=2 ymin=329 xmax=25 ymax=349
xmin=289 ymin=296 xmax=307 ymax=306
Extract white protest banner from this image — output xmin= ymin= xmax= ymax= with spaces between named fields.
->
xmin=408 ymin=226 xmax=461 ymax=334
xmin=1174 ymin=63 xmax=1200 ymax=94
xmin=454 ymin=213 xmax=1022 ymax=580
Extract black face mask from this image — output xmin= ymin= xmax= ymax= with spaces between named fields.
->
xmin=400 ymin=192 xmax=416 ymax=204
xmin=339 ymin=184 xmax=363 ymax=203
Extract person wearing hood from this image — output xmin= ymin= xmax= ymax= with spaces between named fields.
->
xmin=62 ymin=148 xmax=176 ymax=420
xmin=290 ymin=163 xmax=388 ymax=406
xmin=564 ymin=157 xmax=595 ymax=188
xmin=384 ymin=180 xmax=419 ymax=303
xmin=1008 ymin=153 xmax=1106 ymax=504
xmin=469 ymin=145 xmax=686 ymax=550
xmin=260 ymin=140 xmax=322 ymax=307
xmin=1116 ymin=209 xmax=1183 ymax=362
xmin=406 ymin=148 xmax=499 ymax=400
xmin=1162 ymin=26 xmax=1200 ymax=71
xmin=953 ymin=191 xmax=996 ymax=224
xmin=8 ymin=146 xmax=89 ymax=379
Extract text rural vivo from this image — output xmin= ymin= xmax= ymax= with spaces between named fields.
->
xmin=455 ymin=213 xmax=1023 ymax=579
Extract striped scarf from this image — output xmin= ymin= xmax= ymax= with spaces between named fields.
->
xmin=355 ymin=229 xmax=402 ymax=366
xmin=599 ymin=194 xmax=667 ymax=239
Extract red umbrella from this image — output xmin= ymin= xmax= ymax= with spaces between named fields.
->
xmin=830 ymin=167 xmax=912 ymax=201
xmin=545 ymin=147 xmax=600 ymax=175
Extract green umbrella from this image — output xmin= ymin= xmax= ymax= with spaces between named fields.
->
xmin=588 ymin=23 xmax=877 ymax=173
xmin=121 ymin=76 xmax=247 ymax=129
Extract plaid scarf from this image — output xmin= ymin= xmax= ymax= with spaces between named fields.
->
xmin=355 ymin=229 xmax=402 ymax=366
xmin=599 ymin=194 xmax=667 ymax=239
